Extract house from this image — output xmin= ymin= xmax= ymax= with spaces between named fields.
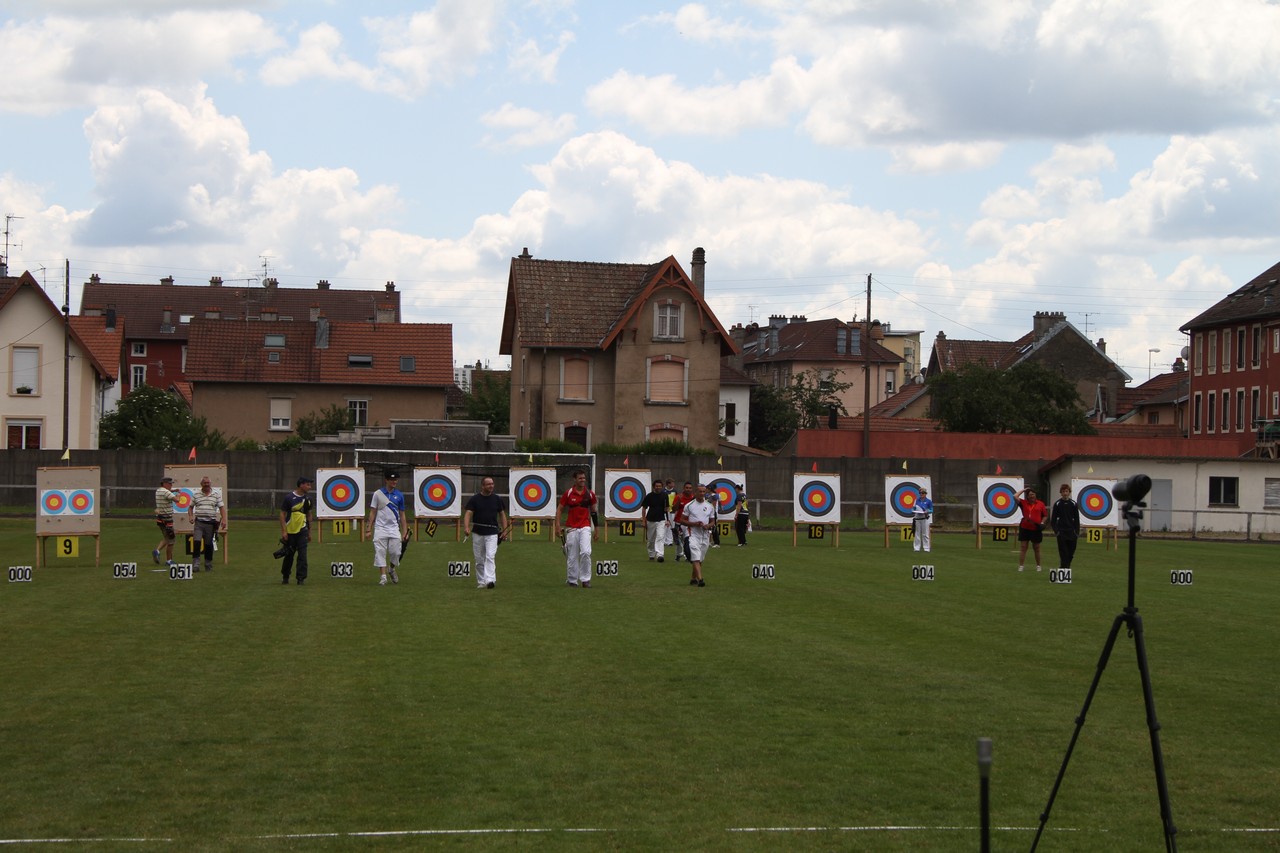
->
xmin=1180 ymin=261 xmax=1280 ymax=456
xmin=718 ymin=362 xmax=756 ymax=446
xmin=2 ymin=270 xmax=123 ymax=449
xmin=1112 ymin=360 xmax=1190 ymax=432
xmin=79 ymin=274 xmax=402 ymax=395
xmin=879 ymin=323 xmax=924 ymax=394
xmin=734 ymin=315 xmax=904 ymax=418
xmin=185 ymin=317 xmax=452 ymax=444
xmin=499 ymin=248 xmax=737 ymax=449
xmin=927 ymin=311 xmax=1131 ymax=419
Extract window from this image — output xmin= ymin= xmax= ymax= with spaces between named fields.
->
xmin=348 ymin=399 xmax=368 ymax=427
xmin=723 ymin=402 xmax=737 ymax=437
xmin=1265 ymin=478 xmax=1280 ymax=510
xmin=563 ymin=423 xmax=588 ymax=450
xmin=1207 ymin=392 xmax=1216 ymax=433
xmin=654 ymin=302 xmax=682 ymax=339
xmin=1147 ymin=412 xmax=1160 ymax=425
xmin=1236 ymin=326 xmax=1245 ymax=370
xmin=1193 ymin=392 xmax=1201 ymax=432
xmin=1251 ymin=388 xmax=1260 ymax=430
xmin=6 ymin=420 xmax=41 ymax=449
xmin=11 ymin=346 xmax=38 ymax=394
xmin=347 ymin=354 xmax=373 ymax=368
xmin=264 ymin=334 xmax=286 ymax=348
xmin=179 ymin=314 xmax=193 ymax=325
xmin=1275 ymin=329 xmax=1280 ymax=354
xmin=1208 ymin=476 xmax=1238 ymax=507
xmin=1235 ymin=389 xmax=1245 ymax=432
xmin=267 ymin=352 xmax=281 ymax=364
xmin=1207 ymin=331 xmax=1217 ymax=374
xmin=131 ymin=364 xmax=146 ymax=389
xmin=131 ymin=342 xmax=147 ymax=357
xmin=1274 ymin=391 xmax=1280 ymax=417
xmin=1221 ymin=329 xmax=1231 ymax=373
xmin=647 ymin=357 xmax=686 ymax=403
xmin=181 ymin=346 xmax=187 ymax=372
xmin=1193 ymin=333 xmax=1203 ymax=375
xmin=1221 ymin=389 xmax=1230 ymax=432
xmin=400 ymin=356 xmax=415 ymax=373
xmin=269 ymin=398 xmax=292 ymax=431
xmin=885 ymin=373 xmax=896 ymax=394
xmin=1252 ymin=325 xmax=1262 ymax=368
xmin=647 ymin=424 xmax=686 ymax=442
xmin=560 ymin=356 xmax=592 ymax=401
xmin=904 ymin=344 xmax=916 ymax=377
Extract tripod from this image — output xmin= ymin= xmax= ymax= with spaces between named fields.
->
xmin=1029 ymin=497 xmax=1178 ymax=852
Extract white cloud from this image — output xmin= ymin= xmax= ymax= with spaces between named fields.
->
xmin=508 ymin=29 xmax=575 ymax=83
xmin=480 ymin=104 xmax=577 ymax=149
xmin=638 ymin=3 xmax=767 ymax=43
xmin=889 ymin=142 xmax=1005 ymax=175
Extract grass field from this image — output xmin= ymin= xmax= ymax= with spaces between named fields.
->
xmin=1 ymin=518 xmax=1277 ymax=852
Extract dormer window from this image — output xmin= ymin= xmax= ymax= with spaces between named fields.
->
xmin=348 ymin=354 xmax=373 ymax=368
xmin=264 ymin=334 xmax=286 ymax=348
xmin=654 ymin=302 xmax=682 ymax=340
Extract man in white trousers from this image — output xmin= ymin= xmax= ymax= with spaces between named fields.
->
xmin=554 ymin=469 xmax=597 ymax=588
xmin=682 ymin=483 xmax=716 ymax=587
xmin=641 ymin=480 xmax=669 ymax=561
xmin=913 ymin=487 xmax=933 ymax=553
xmin=365 ymin=471 xmax=407 ymax=585
xmin=463 ymin=475 xmax=509 ymax=589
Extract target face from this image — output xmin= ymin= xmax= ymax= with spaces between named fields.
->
xmin=605 ymin=471 xmax=647 ymax=520
xmin=174 ymin=489 xmax=195 ymax=511
xmin=419 ymin=475 xmax=457 ymax=512
xmin=981 ymin=482 xmax=1019 ymax=521
xmin=699 ymin=471 xmax=745 ymax=517
xmin=67 ymin=489 xmax=95 ymax=515
xmin=885 ymin=476 xmax=931 ymax=525
xmin=321 ymin=475 xmax=361 ymax=514
xmin=41 ymin=490 xmax=66 ymax=515
xmin=413 ymin=468 xmax=461 ymax=517
xmin=1076 ymin=481 xmax=1117 ymax=524
xmin=794 ymin=474 xmax=841 ymax=523
xmin=510 ymin=468 xmax=556 ymax=517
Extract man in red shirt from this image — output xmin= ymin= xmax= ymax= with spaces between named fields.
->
xmin=1015 ymin=486 xmax=1048 ymax=572
xmin=554 ymin=469 xmax=597 ymax=588
xmin=671 ymin=481 xmax=695 ymax=563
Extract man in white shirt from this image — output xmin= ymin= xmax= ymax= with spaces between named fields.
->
xmin=365 ymin=472 xmax=408 ymax=586
xmin=682 ymin=483 xmax=716 ymax=588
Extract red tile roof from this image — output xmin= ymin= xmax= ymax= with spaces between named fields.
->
xmin=68 ymin=315 xmax=125 ymax=381
xmin=185 ymin=319 xmax=452 ymax=387
xmin=1181 ymin=260 xmax=1280 ymax=330
xmin=744 ymin=318 xmax=902 ymax=366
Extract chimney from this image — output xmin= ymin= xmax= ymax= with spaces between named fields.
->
xmin=1033 ymin=310 xmax=1065 ymax=339
xmin=263 ymin=277 xmax=278 ymax=289
xmin=519 ymin=247 xmax=532 ymax=259
xmin=160 ymin=276 xmax=174 ymax=286
xmin=1096 ymin=338 xmax=1107 ymax=354
xmin=261 ymin=308 xmax=277 ymax=322
xmin=870 ymin=320 xmax=885 ymax=341
xmin=210 ymin=276 xmax=223 ymax=287
xmin=310 ymin=304 xmax=321 ymax=321
xmin=376 ymin=304 xmax=396 ymax=324
xmin=790 ymin=314 xmax=806 ymax=324
xmin=1172 ymin=357 xmax=1186 ymax=373
xmin=385 ymin=281 xmax=396 ymax=293
xmin=317 ymin=279 xmax=331 ymax=290
xmin=89 ymin=274 xmax=101 ymax=284
xmin=105 ymin=308 xmax=116 ymax=332
xmin=315 ymin=317 xmax=330 ymax=349
xmin=691 ymin=247 xmax=706 ymax=295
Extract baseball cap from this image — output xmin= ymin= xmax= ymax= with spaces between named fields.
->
xmin=297 ymin=475 xmax=314 ymax=486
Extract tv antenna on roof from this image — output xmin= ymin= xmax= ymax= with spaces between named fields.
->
xmin=2 ymin=213 xmax=24 ymax=276
xmin=1080 ymin=312 xmax=1096 ymax=338
xmin=259 ymin=254 xmax=274 ymax=281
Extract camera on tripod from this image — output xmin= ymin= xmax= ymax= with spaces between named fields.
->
xmin=1112 ymin=474 xmax=1151 ymax=504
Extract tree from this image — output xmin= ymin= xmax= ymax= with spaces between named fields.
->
xmin=99 ymin=385 xmax=230 ymax=450
xmin=928 ymin=361 xmax=1096 ymax=434
xmin=295 ymin=404 xmax=354 ymax=441
xmin=463 ymin=371 xmax=511 ymax=434
xmin=749 ymin=368 xmax=854 ymax=451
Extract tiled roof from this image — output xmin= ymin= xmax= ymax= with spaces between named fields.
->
xmin=1116 ymin=371 xmax=1189 ymax=413
xmin=79 ymin=278 xmax=401 ymax=340
xmin=930 ymin=337 xmax=1018 ymax=372
xmin=68 ymin=315 xmax=125 ymax=381
xmin=1181 ymin=260 xmax=1280 ymax=330
xmin=502 ymin=257 xmax=657 ymax=350
xmin=185 ymin=319 xmax=452 ymax=386
xmin=720 ymin=361 xmax=756 ymax=386
xmin=744 ymin=318 xmax=903 ymax=366
xmin=169 ymin=381 xmax=193 ymax=407
xmin=867 ymin=382 xmax=930 ymax=417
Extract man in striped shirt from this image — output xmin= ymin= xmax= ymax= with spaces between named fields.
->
xmin=187 ymin=476 xmax=226 ymax=572
xmin=153 ymin=475 xmax=178 ymax=566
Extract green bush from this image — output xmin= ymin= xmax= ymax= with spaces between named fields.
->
xmin=592 ymin=439 xmax=715 ymax=456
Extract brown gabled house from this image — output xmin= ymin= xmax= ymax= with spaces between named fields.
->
xmin=186 ymin=318 xmax=452 ymax=444
xmin=500 ymin=248 xmax=737 ymax=450
xmin=80 ymin=274 xmax=402 ymax=395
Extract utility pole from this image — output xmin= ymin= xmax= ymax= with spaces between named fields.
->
xmin=863 ymin=273 xmax=872 ymax=459
xmin=63 ymin=260 xmax=70 ymax=452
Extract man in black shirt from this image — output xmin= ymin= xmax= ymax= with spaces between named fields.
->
xmin=463 ymin=476 xmax=509 ymax=589
xmin=640 ymin=480 xmax=669 ymax=562
xmin=1050 ymin=483 xmax=1081 ymax=569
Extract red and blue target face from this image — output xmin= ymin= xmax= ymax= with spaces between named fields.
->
xmin=798 ymin=480 xmax=836 ymax=518
xmin=514 ymin=474 xmax=552 ymax=513
xmin=1078 ymin=484 xmax=1114 ymax=522
xmin=707 ymin=478 xmax=741 ymax=516
xmin=890 ymin=482 xmax=923 ymax=517
xmin=68 ymin=489 xmax=95 ymax=515
xmin=418 ymin=475 xmax=457 ymax=512
xmin=609 ymin=476 xmax=645 ymax=513
xmin=982 ymin=483 xmax=1018 ymax=520
xmin=41 ymin=490 xmax=66 ymax=514
xmin=321 ymin=475 xmax=360 ymax=513
xmin=174 ymin=489 xmax=195 ymax=510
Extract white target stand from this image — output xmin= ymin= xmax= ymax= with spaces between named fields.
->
xmin=315 ymin=468 xmax=367 ymax=544
xmin=414 ymin=467 xmax=464 ymax=542
xmin=36 ymin=466 xmax=102 ymax=567
xmin=793 ymin=473 xmax=841 ymax=548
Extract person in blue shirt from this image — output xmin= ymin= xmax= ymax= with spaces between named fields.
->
xmin=913 ymin=488 xmax=934 ymax=552
xmin=366 ymin=471 xmax=408 ymax=586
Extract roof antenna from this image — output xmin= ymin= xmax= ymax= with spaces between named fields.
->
xmin=2 ymin=213 xmax=24 ymax=276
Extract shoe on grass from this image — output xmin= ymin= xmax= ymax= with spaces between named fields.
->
xmin=379 ymin=574 xmax=388 ymax=586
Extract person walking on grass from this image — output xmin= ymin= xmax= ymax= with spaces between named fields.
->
xmin=1015 ymin=486 xmax=1048 ymax=572
xmin=187 ymin=476 xmax=226 ymax=572
xmin=463 ymin=475 xmax=509 ymax=589
xmin=366 ymin=471 xmax=408 ymax=586
xmin=683 ymin=483 xmax=716 ymax=587
xmin=554 ymin=469 xmax=597 ymax=588
xmin=1050 ymin=483 xmax=1081 ymax=569
xmin=280 ymin=476 xmax=314 ymax=585
xmin=153 ymin=475 xmax=179 ymax=567
xmin=641 ymin=480 xmax=669 ymax=562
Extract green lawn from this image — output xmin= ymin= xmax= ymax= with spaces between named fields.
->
xmin=1 ymin=519 xmax=1276 ymax=851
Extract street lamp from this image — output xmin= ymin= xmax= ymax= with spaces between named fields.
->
xmin=1148 ymin=348 xmax=1161 ymax=380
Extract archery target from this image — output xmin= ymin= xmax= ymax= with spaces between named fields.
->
xmin=67 ymin=489 xmax=95 ymax=515
xmin=885 ymin=476 xmax=931 ymax=525
xmin=604 ymin=470 xmax=648 ymax=519
xmin=41 ymin=490 xmax=67 ymax=515
xmin=978 ymin=477 xmax=1023 ymax=525
xmin=1073 ymin=479 xmax=1119 ymax=526
xmin=174 ymin=489 xmax=195 ymax=511
xmin=795 ymin=474 xmax=841 ymax=523
xmin=316 ymin=469 xmax=363 ymax=518
xmin=414 ymin=468 xmax=461 ymax=518
xmin=699 ymin=471 xmax=745 ymax=517
xmin=509 ymin=468 xmax=555 ymax=518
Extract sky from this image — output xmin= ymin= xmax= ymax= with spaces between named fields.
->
xmin=3 ymin=0 xmax=1280 ymax=384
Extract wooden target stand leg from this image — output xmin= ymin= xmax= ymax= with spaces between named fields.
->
xmin=791 ymin=523 xmax=840 ymax=547
xmin=315 ymin=517 xmax=366 ymax=544
xmin=36 ymin=534 xmax=101 ymax=568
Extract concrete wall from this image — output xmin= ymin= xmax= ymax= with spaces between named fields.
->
xmin=796 ymin=427 xmax=1243 ymax=460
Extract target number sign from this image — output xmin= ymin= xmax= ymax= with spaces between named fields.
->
xmin=330 ymin=562 xmax=354 ymax=578
xmin=992 ymin=526 xmax=1009 ymax=542
xmin=448 ymin=561 xmax=472 ymax=578
xmin=808 ymin=524 xmax=824 ymax=540
xmin=1049 ymin=569 xmax=1073 ymax=584
xmin=423 ymin=520 xmax=439 ymax=539
xmin=523 ymin=520 xmax=540 ymax=535
xmin=112 ymin=562 xmax=138 ymax=579
xmin=169 ymin=563 xmax=194 ymax=581
xmin=1086 ymin=528 xmax=1103 ymax=543
xmin=1170 ymin=570 xmax=1194 ymax=586
xmin=718 ymin=521 xmax=731 ymax=537
xmin=619 ymin=521 xmax=636 ymax=537
xmin=912 ymin=565 xmax=936 ymax=581
xmin=57 ymin=537 xmax=79 ymax=558
xmin=752 ymin=564 xmax=776 ymax=580
xmin=332 ymin=519 xmax=351 ymax=536
xmin=595 ymin=560 xmax=619 ymax=577
xmin=900 ymin=526 xmax=914 ymax=542
xmin=9 ymin=565 xmax=34 ymax=583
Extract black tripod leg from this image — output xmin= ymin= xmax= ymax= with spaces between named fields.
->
xmin=1129 ymin=611 xmax=1179 ymax=852
xmin=1029 ymin=612 xmax=1127 ymax=853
